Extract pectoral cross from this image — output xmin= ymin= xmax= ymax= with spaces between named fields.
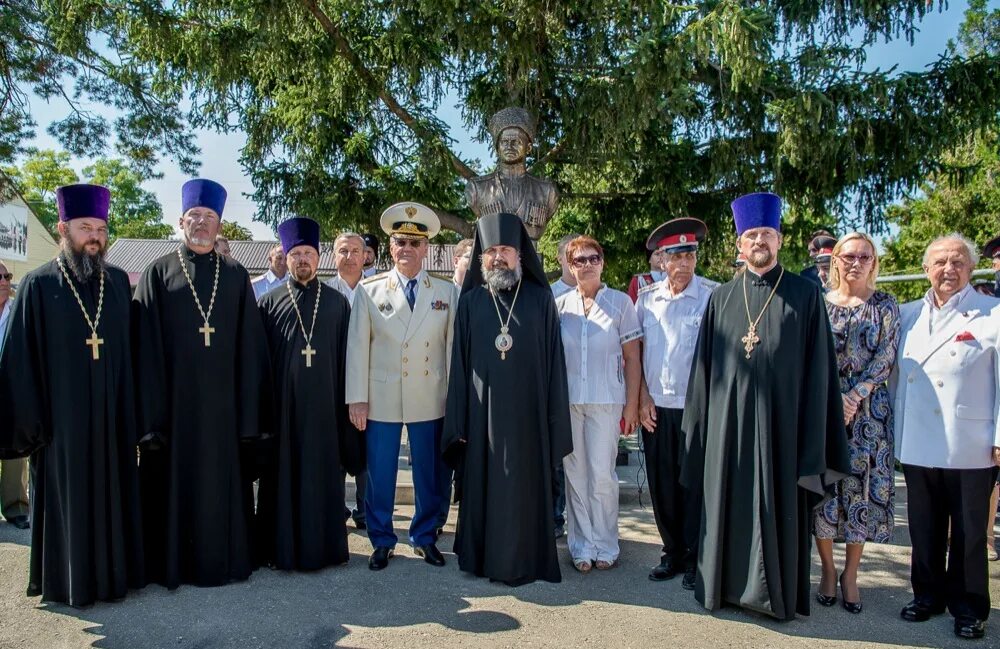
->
xmin=301 ymin=344 xmax=316 ymax=368
xmin=199 ymin=323 xmax=215 ymax=347
xmin=741 ymin=324 xmax=760 ymax=359
xmin=85 ymin=331 xmax=104 ymax=360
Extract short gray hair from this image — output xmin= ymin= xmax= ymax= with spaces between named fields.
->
xmin=923 ymin=233 xmax=980 ymax=267
xmin=333 ymin=232 xmax=364 ymax=249
xmin=557 ymin=232 xmax=582 ymax=257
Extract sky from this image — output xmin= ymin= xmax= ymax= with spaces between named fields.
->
xmin=19 ymin=1 xmax=990 ymax=242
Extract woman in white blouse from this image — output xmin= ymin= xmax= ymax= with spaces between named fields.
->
xmin=555 ymin=235 xmax=642 ymax=572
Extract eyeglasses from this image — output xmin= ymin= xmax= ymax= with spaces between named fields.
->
xmin=0 ymin=273 xmax=11 ymax=281
xmin=837 ymin=254 xmax=874 ymax=266
xmin=392 ymin=238 xmax=424 ymax=248
xmin=571 ymin=254 xmax=603 ymax=268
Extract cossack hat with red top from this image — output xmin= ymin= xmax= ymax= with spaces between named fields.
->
xmin=645 ymin=217 xmax=708 ymax=253
xmin=56 ymin=183 xmax=111 ymax=222
xmin=810 ymin=234 xmax=837 ymax=263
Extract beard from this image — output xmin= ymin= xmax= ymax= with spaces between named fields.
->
xmin=747 ymin=247 xmax=774 ymax=268
xmin=60 ymin=237 xmax=106 ymax=283
xmin=293 ymin=264 xmax=316 ymax=282
xmin=482 ymin=261 xmax=522 ymax=291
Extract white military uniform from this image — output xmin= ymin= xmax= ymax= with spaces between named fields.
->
xmin=891 ymin=283 xmax=1000 ymax=621
xmin=251 ymin=269 xmax=287 ymax=301
xmin=346 ymin=268 xmax=457 ymax=422
xmin=636 ymin=275 xmax=718 ymax=409
xmin=893 ymin=285 xmax=1000 ymax=469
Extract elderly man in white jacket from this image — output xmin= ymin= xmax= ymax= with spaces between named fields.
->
xmin=892 ymin=233 xmax=1000 ymax=641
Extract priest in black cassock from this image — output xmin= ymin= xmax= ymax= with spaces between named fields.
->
xmin=442 ymin=212 xmax=572 ymax=586
xmin=132 ymin=178 xmax=270 ymax=589
xmin=681 ymin=193 xmax=850 ymax=620
xmin=254 ymin=217 xmax=362 ymax=570
xmin=0 ymin=184 xmax=144 ymax=606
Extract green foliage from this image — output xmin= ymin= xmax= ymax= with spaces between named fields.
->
xmin=0 ymin=0 xmax=198 ymax=192
xmin=877 ymin=0 xmax=1000 ymax=303
xmin=879 ymin=131 xmax=1000 ymax=303
xmin=10 ymin=1 xmax=1000 ymax=288
xmin=2 ymin=149 xmax=79 ymax=236
xmin=220 ymin=221 xmax=253 ymax=241
xmin=2 ymin=149 xmax=174 ymax=241
xmin=83 ymin=159 xmax=172 ymax=240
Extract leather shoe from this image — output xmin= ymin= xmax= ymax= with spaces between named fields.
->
xmin=900 ymin=599 xmax=945 ymax=622
xmin=648 ymin=555 xmax=677 ymax=581
xmin=8 ymin=515 xmax=29 ymax=530
xmin=414 ymin=543 xmax=446 ymax=567
xmin=681 ymin=567 xmax=696 ymax=591
xmin=840 ymin=573 xmax=862 ymax=614
xmin=368 ymin=547 xmax=393 ymax=571
xmin=955 ymin=616 xmax=986 ymax=639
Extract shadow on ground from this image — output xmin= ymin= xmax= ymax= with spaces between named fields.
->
xmin=3 ymin=474 xmax=998 ymax=649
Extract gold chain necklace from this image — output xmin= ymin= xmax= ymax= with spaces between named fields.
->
xmin=176 ymin=247 xmax=221 ymax=347
xmin=55 ymin=255 xmax=105 ymax=360
xmin=286 ymin=278 xmax=322 ymax=368
xmin=741 ymin=267 xmax=784 ymax=359
xmin=488 ymin=279 xmax=522 ymax=360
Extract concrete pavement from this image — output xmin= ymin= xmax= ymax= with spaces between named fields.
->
xmin=1 ymin=475 xmax=998 ymax=649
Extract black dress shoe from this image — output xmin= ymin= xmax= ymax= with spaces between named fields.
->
xmin=368 ymin=547 xmax=393 ymax=571
xmin=353 ymin=519 xmax=367 ymax=531
xmin=648 ymin=555 xmax=677 ymax=582
xmin=839 ymin=573 xmax=862 ymax=614
xmin=9 ymin=515 xmax=29 ymax=530
xmin=900 ymin=599 xmax=945 ymax=622
xmin=955 ymin=616 xmax=986 ymax=639
xmin=414 ymin=543 xmax=446 ymax=567
xmin=681 ymin=567 xmax=696 ymax=591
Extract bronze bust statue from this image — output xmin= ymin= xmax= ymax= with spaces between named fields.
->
xmin=465 ymin=107 xmax=559 ymax=242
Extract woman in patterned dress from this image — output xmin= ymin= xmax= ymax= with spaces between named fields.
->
xmin=813 ymin=232 xmax=900 ymax=614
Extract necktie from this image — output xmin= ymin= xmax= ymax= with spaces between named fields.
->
xmin=405 ymin=279 xmax=417 ymax=310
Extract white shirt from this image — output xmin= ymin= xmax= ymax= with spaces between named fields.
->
xmin=326 ymin=274 xmax=361 ymax=305
xmin=363 ymin=267 xmax=378 ymax=278
xmin=0 ymin=299 xmax=11 ymax=355
xmin=252 ymin=269 xmax=288 ymax=300
xmin=393 ymin=267 xmax=422 ymax=304
xmin=924 ymin=283 xmax=973 ymax=335
xmin=551 ymin=278 xmax=574 ymax=298
xmin=556 ymin=286 xmax=642 ymax=405
xmin=636 ymin=276 xmax=716 ymax=409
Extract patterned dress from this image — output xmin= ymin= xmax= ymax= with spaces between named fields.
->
xmin=814 ymin=291 xmax=900 ymax=544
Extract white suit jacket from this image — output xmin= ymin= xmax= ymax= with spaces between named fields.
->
xmin=345 ymin=269 xmax=457 ymax=423
xmin=891 ymin=289 xmax=1000 ymax=469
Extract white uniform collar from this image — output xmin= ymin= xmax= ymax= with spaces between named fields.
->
xmin=265 ymin=269 xmax=287 ymax=283
xmin=924 ymin=283 xmax=973 ymax=313
xmin=393 ymin=267 xmax=424 ymax=287
xmin=658 ymin=276 xmax=700 ymax=300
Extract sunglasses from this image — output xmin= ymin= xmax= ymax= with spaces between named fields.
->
xmin=836 ymin=254 xmax=874 ymax=266
xmin=571 ymin=254 xmax=603 ymax=268
xmin=392 ymin=238 xmax=425 ymax=248
xmin=0 ymin=273 xmax=12 ymax=281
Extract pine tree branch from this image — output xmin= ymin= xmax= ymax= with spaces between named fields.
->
xmin=300 ymin=0 xmax=476 ymax=180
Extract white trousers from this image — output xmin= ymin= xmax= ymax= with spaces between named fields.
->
xmin=565 ymin=403 xmax=621 ymax=562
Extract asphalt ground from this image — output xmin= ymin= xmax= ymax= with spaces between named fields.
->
xmin=1 ymin=476 xmax=998 ymax=649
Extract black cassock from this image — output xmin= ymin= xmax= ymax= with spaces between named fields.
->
xmin=442 ymin=282 xmax=572 ymax=586
xmin=254 ymin=279 xmax=363 ymax=571
xmin=0 ymin=260 xmax=144 ymax=606
xmin=132 ymin=246 xmax=270 ymax=588
xmin=681 ymin=264 xmax=850 ymax=620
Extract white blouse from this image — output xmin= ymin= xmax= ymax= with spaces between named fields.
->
xmin=556 ymin=286 xmax=642 ymax=405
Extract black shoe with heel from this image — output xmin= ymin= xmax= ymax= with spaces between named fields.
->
xmin=839 ymin=573 xmax=862 ymax=614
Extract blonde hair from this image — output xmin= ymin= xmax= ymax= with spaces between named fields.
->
xmin=827 ymin=232 xmax=879 ymax=291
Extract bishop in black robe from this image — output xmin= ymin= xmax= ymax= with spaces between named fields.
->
xmin=0 ymin=184 xmax=144 ymax=607
xmin=132 ymin=244 xmax=270 ymax=588
xmin=682 ymin=229 xmax=850 ymax=618
xmin=442 ymin=212 xmax=572 ymax=586
xmin=255 ymin=275 xmax=363 ymax=571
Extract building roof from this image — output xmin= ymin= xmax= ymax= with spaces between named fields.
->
xmin=106 ymin=238 xmax=461 ymax=284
